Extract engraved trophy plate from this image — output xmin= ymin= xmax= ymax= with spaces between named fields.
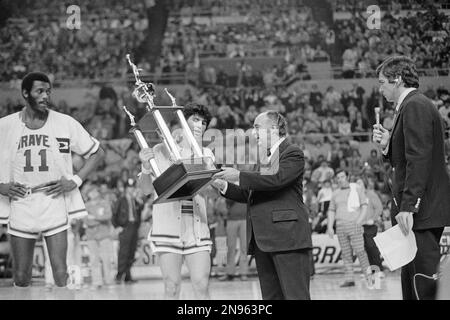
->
xmin=123 ymin=54 xmax=220 ymax=204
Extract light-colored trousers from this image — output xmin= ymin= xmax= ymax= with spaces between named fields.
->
xmin=86 ymin=238 xmax=114 ymax=286
xmin=225 ymin=219 xmax=249 ymax=276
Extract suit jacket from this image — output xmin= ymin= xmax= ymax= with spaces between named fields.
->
xmin=224 ymin=139 xmax=312 ymax=254
xmin=113 ymin=195 xmax=142 ymax=228
xmin=386 ymin=90 xmax=450 ymax=230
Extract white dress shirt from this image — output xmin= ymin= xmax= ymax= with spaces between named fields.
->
xmin=221 ymin=137 xmax=287 ymax=194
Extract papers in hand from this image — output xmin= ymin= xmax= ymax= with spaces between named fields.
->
xmin=374 ymin=225 xmax=417 ymax=271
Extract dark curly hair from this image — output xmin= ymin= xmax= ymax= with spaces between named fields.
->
xmin=21 ymin=72 xmax=51 ymax=98
xmin=376 ymin=56 xmax=420 ymax=89
xmin=183 ymin=102 xmax=212 ymax=127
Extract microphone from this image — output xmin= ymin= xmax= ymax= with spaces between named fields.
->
xmin=374 ymin=107 xmax=380 ymax=127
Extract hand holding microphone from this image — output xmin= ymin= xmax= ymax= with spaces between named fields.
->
xmin=375 ymin=107 xmax=380 ymax=127
xmin=372 ymin=107 xmax=390 ymax=149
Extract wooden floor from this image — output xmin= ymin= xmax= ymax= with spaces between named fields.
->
xmin=0 ymin=271 xmax=402 ymax=300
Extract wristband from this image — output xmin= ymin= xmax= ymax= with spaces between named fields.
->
xmin=141 ymin=164 xmax=152 ymax=175
xmin=70 ymin=175 xmax=83 ymax=188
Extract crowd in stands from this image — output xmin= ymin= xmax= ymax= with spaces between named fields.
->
xmin=331 ymin=0 xmax=450 ymax=12
xmin=172 ymin=0 xmax=307 ymax=16
xmin=1 ymin=0 xmax=449 ymax=82
xmin=1 ymin=0 xmax=148 ymax=82
xmin=336 ymin=3 xmax=450 ymax=78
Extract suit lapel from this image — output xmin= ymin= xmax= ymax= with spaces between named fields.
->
xmin=389 ymin=90 xmax=418 ymax=144
xmin=248 ymin=140 xmax=289 ymax=201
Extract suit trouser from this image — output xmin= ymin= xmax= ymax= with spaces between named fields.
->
xmin=336 ymin=221 xmax=370 ymax=281
xmin=253 ymin=241 xmax=311 ymax=300
xmin=363 ymin=224 xmax=383 ymax=270
xmin=117 ymin=222 xmax=139 ymax=279
xmin=225 ymin=219 xmax=249 ymax=276
xmin=401 ymin=227 xmax=443 ymax=300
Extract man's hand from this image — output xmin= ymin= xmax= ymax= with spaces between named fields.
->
xmin=213 ymin=167 xmax=240 ymax=183
xmin=372 ymin=124 xmax=390 ymax=149
xmin=211 ymin=178 xmax=227 ymax=192
xmin=395 ymin=211 xmax=414 ymax=236
xmin=44 ymin=177 xmax=77 ymax=198
xmin=139 ymin=148 xmax=155 ymax=170
xmin=0 ymin=182 xmax=28 ymax=201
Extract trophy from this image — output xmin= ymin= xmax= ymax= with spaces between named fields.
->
xmin=123 ymin=54 xmax=220 ymax=204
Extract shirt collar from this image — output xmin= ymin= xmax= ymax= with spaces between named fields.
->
xmin=268 ymin=137 xmax=286 ymax=161
xmin=395 ymin=88 xmax=416 ymax=111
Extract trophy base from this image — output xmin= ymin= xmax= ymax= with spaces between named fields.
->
xmin=152 ymin=157 xmax=221 ymax=204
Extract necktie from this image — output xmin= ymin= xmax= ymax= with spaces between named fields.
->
xmin=127 ymin=196 xmax=135 ymax=222
xmin=267 ymin=149 xmax=271 ymax=157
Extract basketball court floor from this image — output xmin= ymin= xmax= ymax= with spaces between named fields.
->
xmin=0 ymin=271 xmax=402 ymax=300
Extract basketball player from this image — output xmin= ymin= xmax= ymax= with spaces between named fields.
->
xmin=138 ymin=103 xmax=215 ymax=299
xmin=0 ymin=72 xmax=105 ymax=291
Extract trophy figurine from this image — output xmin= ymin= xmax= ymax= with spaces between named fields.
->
xmin=123 ymin=54 xmax=220 ymax=204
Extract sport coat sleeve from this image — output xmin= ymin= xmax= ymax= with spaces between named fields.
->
xmin=401 ymin=100 xmax=434 ymax=213
xmin=239 ymin=146 xmax=304 ymax=192
xmin=223 ymin=182 xmax=250 ymax=204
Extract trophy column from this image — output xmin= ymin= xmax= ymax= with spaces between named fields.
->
xmin=122 ymin=106 xmax=161 ymax=176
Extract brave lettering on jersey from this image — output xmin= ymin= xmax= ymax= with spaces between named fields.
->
xmin=18 ymin=134 xmax=50 ymax=150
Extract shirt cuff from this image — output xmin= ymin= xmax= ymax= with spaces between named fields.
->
xmin=220 ymin=182 xmax=228 ymax=195
xmin=381 ymin=145 xmax=389 ymax=156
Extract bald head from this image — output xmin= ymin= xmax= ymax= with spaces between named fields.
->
xmin=253 ymin=110 xmax=287 ymax=148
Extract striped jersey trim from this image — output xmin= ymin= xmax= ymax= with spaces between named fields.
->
xmin=152 ymin=243 xmax=212 ymax=251
xmin=69 ymin=209 xmax=87 ymax=215
xmin=8 ymin=225 xmax=39 ymax=236
xmin=81 ymin=138 xmax=99 ymax=158
xmin=150 ymin=234 xmax=180 ymax=239
xmin=181 ymin=199 xmax=193 ymax=215
xmin=42 ymin=219 xmax=68 ymax=233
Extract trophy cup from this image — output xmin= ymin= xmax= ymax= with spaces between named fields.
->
xmin=123 ymin=54 xmax=220 ymax=204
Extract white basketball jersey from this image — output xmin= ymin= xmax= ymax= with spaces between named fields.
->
xmin=13 ymin=123 xmax=59 ymax=186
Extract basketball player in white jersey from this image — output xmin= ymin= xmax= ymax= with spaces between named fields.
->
xmin=138 ymin=103 xmax=215 ymax=299
xmin=0 ymin=72 xmax=105 ymax=291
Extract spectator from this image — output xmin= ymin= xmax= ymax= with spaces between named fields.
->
xmin=327 ymin=170 xmax=372 ymax=287
xmin=351 ymin=111 xmax=369 ymax=141
xmin=113 ymin=181 xmax=142 ymax=284
xmin=311 ymin=160 xmax=335 ymax=185
xmin=342 ymin=46 xmax=359 ymax=78
xmin=356 ymin=176 xmax=385 ymax=276
xmin=84 ymin=184 xmax=115 ymax=289
xmin=314 ymin=180 xmax=333 ymax=233
xmin=219 ymin=198 xmax=249 ymax=282
xmin=366 ymin=149 xmax=382 ymax=180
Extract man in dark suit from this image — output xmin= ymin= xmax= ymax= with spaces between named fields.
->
xmin=373 ymin=55 xmax=450 ymax=299
xmin=113 ymin=182 xmax=142 ymax=284
xmin=213 ymin=111 xmax=312 ymax=300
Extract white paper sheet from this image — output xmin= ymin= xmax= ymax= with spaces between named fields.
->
xmin=374 ymin=225 xmax=417 ymax=271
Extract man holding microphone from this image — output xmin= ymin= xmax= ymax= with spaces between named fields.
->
xmin=372 ymin=56 xmax=450 ymax=299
